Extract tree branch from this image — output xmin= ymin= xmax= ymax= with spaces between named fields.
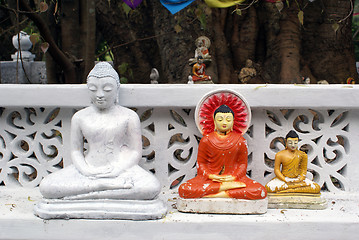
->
xmin=18 ymin=0 xmax=78 ymax=83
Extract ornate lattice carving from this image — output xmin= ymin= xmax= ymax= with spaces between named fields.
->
xmin=0 ymin=107 xmax=73 ymax=187
xmin=138 ymin=108 xmax=200 ymax=191
xmin=257 ymin=109 xmax=350 ymax=192
xmin=0 ymin=106 xmax=351 ymax=193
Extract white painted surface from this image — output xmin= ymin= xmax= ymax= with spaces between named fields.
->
xmin=0 ymin=188 xmax=358 ymax=240
xmin=177 ymin=197 xmax=267 ymax=214
xmin=34 ymin=197 xmax=167 ymax=220
xmin=0 ymin=84 xmax=359 ymax=108
xmin=0 ymin=84 xmax=357 ymax=191
xmin=0 ymin=84 xmax=359 ymax=238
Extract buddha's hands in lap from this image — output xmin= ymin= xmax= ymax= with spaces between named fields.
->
xmin=209 ymin=175 xmax=246 ymax=190
xmin=209 ymin=174 xmax=236 ymax=182
xmin=94 ymin=167 xmax=124 ymax=179
xmin=79 ymin=165 xmax=114 ymax=179
xmin=285 ymin=176 xmax=304 ymax=183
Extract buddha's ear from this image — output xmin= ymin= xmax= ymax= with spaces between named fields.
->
xmin=115 ymin=85 xmax=120 ymax=104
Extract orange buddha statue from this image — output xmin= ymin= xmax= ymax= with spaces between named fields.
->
xmin=178 ymin=91 xmax=267 ymax=200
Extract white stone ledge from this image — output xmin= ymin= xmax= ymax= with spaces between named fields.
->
xmin=0 ymin=84 xmax=358 ymax=109
xmin=1 ymin=188 xmax=358 ymax=240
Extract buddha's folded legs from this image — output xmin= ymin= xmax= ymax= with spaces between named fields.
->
xmin=266 ymin=177 xmax=321 ymax=193
xmin=179 ymin=177 xmax=267 ymax=200
xmin=178 ymin=178 xmax=221 ymax=198
xmin=40 ymin=165 xmax=161 ymax=200
xmin=227 ymin=181 xmax=267 ymax=200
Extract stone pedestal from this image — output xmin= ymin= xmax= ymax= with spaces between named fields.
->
xmin=177 ymin=198 xmax=268 ymax=214
xmin=268 ymin=194 xmax=327 ymax=209
xmin=34 ymin=198 xmax=167 ymax=220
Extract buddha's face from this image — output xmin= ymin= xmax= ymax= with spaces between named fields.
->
xmin=286 ymin=137 xmax=299 ymax=151
xmin=87 ymin=76 xmax=118 ymax=110
xmin=214 ymin=112 xmax=234 ymax=134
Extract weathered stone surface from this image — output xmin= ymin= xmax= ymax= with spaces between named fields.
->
xmin=0 ymin=61 xmax=47 ymax=84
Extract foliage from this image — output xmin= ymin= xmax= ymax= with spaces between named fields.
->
xmin=118 ymin=62 xmax=133 ymax=84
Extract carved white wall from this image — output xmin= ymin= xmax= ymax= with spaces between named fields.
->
xmin=0 ymin=84 xmax=358 ymax=193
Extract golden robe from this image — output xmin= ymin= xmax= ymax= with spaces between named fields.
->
xmin=265 ymin=149 xmax=321 ymax=194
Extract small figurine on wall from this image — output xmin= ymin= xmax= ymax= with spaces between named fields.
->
xmin=34 ymin=62 xmax=167 ymax=220
xmin=238 ymin=59 xmax=257 ymax=84
xmin=189 ymin=36 xmax=212 ymax=65
xmin=177 ymin=90 xmax=267 ymax=214
xmin=191 ymin=56 xmax=213 ymax=84
xmin=265 ymin=130 xmax=326 ymax=209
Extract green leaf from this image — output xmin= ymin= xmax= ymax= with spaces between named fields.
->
xmin=174 ymin=24 xmax=182 ymax=33
xmin=29 ymin=34 xmax=40 ymax=45
xmin=231 ymin=8 xmax=241 ymax=15
xmin=298 ymin=11 xmax=304 ymax=25
xmin=122 ymin=2 xmax=131 ymax=17
xmin=118 ymin=62 xmax=128 ymax=75
xmin=332 ymin=22 xmax=340 ymax=33
xmin=120 ymin=77 xmax=128 ymax=84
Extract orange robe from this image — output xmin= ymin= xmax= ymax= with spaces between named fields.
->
xmin=178 ymin=132 xmax=267 ymax=199
xmin=192 ymin=63 xmax=211 ymax=82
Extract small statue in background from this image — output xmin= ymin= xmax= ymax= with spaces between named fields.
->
xmin=347 ymin=77 xmax=355 ymax=84
xmin=150 ymin=68 xmax=159 ymax=84
xmin=317 ymin=80 xmax=329 ymax=84
xmin=302 ymin=77 xmax=310 ymax=84
xmin=266 ymin=130 xmax=321 ymax=194
xmin=189 ymin=36 xmax=212 ymax=65
xmin=238 ymin=59 xmax=256 ymax=84
xmin=191 ymin=56 xmax=213 ymax=84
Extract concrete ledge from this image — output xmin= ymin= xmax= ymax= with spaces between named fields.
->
xmin=1 ymin=84 xmax=359 ymax=108
xmin=1 ymin=188 xmax=359 ymax=240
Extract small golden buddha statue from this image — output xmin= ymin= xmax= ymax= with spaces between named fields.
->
xmin=265 ymin=130 xmax=321 ymax=195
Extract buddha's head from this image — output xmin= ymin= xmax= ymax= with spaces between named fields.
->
xmin=87 ymin=62 xmax=120 ymax=110
xmin=285 ymin=130 xmax=299 ymax=151
xmin=213 ymin=105 xmax=234 ymax=135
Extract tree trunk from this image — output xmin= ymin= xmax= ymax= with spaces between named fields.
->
xmin=44 ymin=1 xmax=60 ymax=84
xmin=302 ymin=0 xmax=358 ymax=83
xmin=80 ymin=0 xmax=96 ymax=82
xmin=231 ymin=6 xmax=258 ymax=70
xmin=18 ymin=0 xmax=78 ymax=84
xmin=211 ymin=8 xmax=236 ymax=84
xmin=278 ymin=1 xmax=302 ymax=84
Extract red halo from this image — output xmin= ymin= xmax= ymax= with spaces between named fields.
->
xmin=195 ymin=90 xmax=251 ymax=135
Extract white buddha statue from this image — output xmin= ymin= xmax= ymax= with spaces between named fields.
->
xmin=35 ymin=62 xmax=166 ymax=219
